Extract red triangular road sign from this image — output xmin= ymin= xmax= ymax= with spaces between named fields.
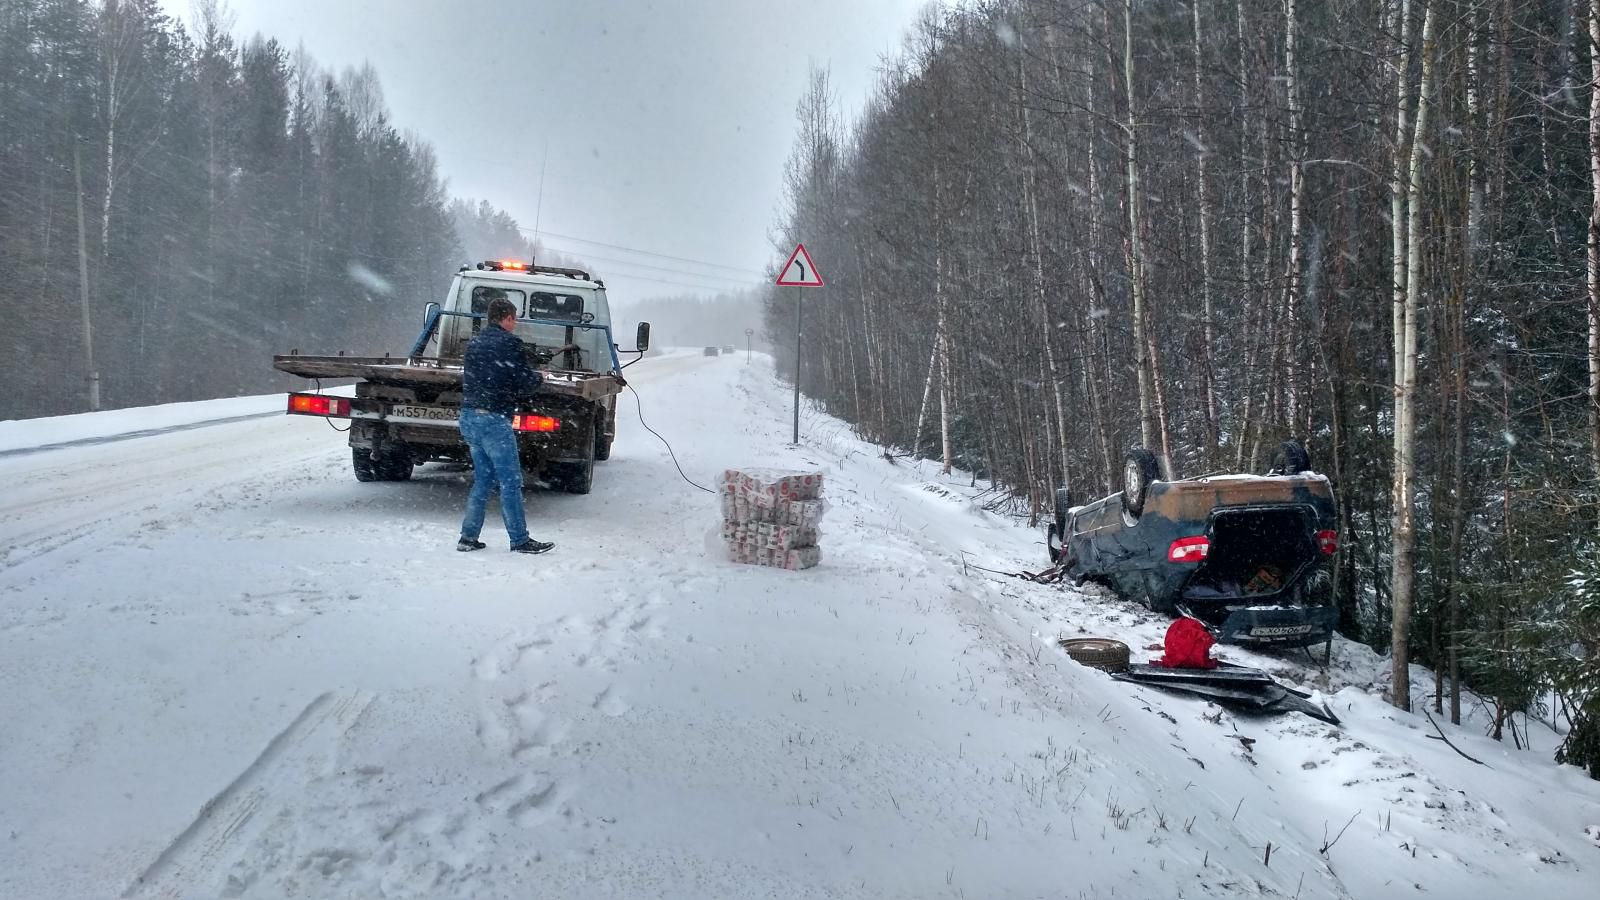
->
xmin=776 ymin=243 xmax=824 ymax=287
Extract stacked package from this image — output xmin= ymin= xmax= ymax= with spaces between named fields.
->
xmin=719 ymin=469 xmax=825 ymax=570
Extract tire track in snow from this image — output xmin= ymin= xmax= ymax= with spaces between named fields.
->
xmin=120 ymin=689 xmax=375 ymax=899
xmin=0 ymin=418 xmax=336 ymax=575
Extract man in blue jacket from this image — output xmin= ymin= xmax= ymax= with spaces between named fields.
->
xmin=457 ymin=295 xmax=555 ymax=554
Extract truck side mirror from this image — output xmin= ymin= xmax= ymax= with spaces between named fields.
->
xmin=423 ymin=301 xmax=440 ymax=326
xmin=635 ymin=322 xmax=651 ymax=351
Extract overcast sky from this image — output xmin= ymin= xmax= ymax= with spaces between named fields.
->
xmin=157 ymin=0 xmax=929 ymax=302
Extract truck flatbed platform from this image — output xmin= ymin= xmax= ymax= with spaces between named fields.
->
xmin=272 ymin=354 xmax=624 ymax=402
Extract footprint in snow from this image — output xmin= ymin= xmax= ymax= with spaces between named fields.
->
xmin=593 ymin=685 xmax=631 ymax=718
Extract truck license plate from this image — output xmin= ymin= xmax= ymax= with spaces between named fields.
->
xmin=1251 ymin=624 xmax=1314 ymax=637
xmin=389 ymin=404 xmax=457 ymax=421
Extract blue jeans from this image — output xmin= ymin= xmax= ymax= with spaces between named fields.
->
xmin=459 ymin=407 xmax=530 ymax=547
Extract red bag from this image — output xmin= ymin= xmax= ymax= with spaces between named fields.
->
xmin=1155 ymin=617 xmax=1217 ymax=669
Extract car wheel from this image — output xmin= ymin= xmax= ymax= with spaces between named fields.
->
xmin=1269 ymin=439 xmax=1311 ymax=475
xmin=1053 ymin=486 xmax=1073 ymax=534
xmin=1058 ymin=638 xmax=1131 ymax=672
xmin=1122 ymin=447 xmax=1160 ymax=517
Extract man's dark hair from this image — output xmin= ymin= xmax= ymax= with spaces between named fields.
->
xmin=487 ymin=297 xmax=518 ymax=323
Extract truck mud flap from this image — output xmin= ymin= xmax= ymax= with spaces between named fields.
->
xmin=1215 ymin=604 xmax=1336 ymax=648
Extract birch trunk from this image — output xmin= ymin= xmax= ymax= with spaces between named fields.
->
xmin=1452 ymin=0 xmax=1488 ymax=723
xmin=1086 ymin=21 xmax=1115 ymax=490
xmin=1389 ymin=0 xmax=1412 ymax=604
xmin=1017 ymin=28 xmax=1071 ymax=488
xmin=1392 ymin=0 xmax=1439 ymax=713
xmin=97 ymin=0 xmax=144 ymax=264
xmin=1124 ymin=0 xmax=1157 ymax=453
xmin=939 ymin=325 xmax=953 ymax=475
xmin=1193 ymin=0 xmax=1219 ymax=464
xmin=1283 ymin=0 xmax=1305 ymax=430
xmin=1233 ymin=0 xmax=1255 ymax=468
xmin=1588 ymin=0 xmax=1600 ymax=529
xmin=913 ymin=245 xmax=945 ymax=459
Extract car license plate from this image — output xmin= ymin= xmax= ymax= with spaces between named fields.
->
xmin=389 ymin=404 xmax=457 ymax=422
xmin=1251 ymin=624 xmax=1314 ymax=637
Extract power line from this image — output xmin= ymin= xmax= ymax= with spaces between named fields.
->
xmin=540 ymin=245 xmax=760 ymax=287
xmin=518 ymin=226 xmax=765 ymax=276
xmin=600 ymin=271 xmax=759 ymax=295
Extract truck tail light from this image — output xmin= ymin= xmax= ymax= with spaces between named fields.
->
xmin=512 ymin=414 xmax=560 ymax=432
xmin=1168 ymin=535 xmax=1210 ymax=563
xmin=1316 ymin=530 xmax=1339 ymax=556
xmin=287 ymin=393 xmax=350 ymax=417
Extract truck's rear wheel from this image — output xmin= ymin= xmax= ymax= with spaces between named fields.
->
xmin=352 ymin=448 xmax=378 ymax=482
xmin=354 ymin=446 xmax=412 ymax=482
xmin=550 ymin=442 xmax=596 ymax=494
xmin=376 ymin=444 xmax=414 ymax=481
xmin=594 ymin=403 xmax=616 ymax=461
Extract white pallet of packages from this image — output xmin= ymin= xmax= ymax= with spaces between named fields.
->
xmin=720 ymin=521 xmax=820 ymax=550
xmin=719 ymin=469 xmax=824 ymax=507
xmin=724 ymin=541 xmax=822 ymax=570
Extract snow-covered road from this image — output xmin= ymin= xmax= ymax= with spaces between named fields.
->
xmin=3 ymin=351 xmax=1598 ymax=899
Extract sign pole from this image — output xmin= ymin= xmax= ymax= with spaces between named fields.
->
xmin=775 ymin=242 xmax=821 ymax=447
xmin=792 ymin=285 xmax=802 ymax=445
xmin=745 ymin=327 xmax=753 ymax=364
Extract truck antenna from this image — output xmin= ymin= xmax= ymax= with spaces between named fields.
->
xmin=532 ymin=139 xmax=549 ymax=252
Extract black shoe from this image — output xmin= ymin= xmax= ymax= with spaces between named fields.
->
xmin=511 ymin=538 xmax=555 ymax=554
xmin=457 ymin=538 xmax=486 ymax=552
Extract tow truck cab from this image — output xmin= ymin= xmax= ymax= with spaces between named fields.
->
xmin=426 ymin=261 xmax=617 ymax=374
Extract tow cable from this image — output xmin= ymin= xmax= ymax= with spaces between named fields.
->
xmin=626 ymin=382 xmax=714 ymax=494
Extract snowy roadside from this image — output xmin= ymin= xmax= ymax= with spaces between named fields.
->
xmin=0 ymin=352 xmax=1595 ymax=899
xmin=768 ymin=362 xmax=1600 ymax=899
xmin=0 ymin=386 xmax=359 ymax=456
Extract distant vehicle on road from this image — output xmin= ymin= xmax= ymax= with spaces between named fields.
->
xmin=1048 ymin=441 xmax=1339 ymax=648
xmin=703 ymin=346 xmax=721 ymax=356
xmin=720 ymin=344 xmax=735 ymax=353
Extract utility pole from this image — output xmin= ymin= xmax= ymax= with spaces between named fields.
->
xmin=74 ymin=141 xmax=100 ymax=412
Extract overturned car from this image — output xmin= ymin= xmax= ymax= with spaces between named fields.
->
xmin=1047 ymin=442 xmax=1338 ymax=649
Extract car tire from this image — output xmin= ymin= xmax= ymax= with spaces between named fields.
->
xmin=1058 ymin=638 xmax=1131 ymax=673
xmin=1270 ymin=440 xmax=1311 ymax=475
xmin=1053 ymin=486 xmax=1073 ymax=533
xmin=1122 ymin=447 xmax=1160 ymax=517
xmin=594 ymin=430 xmax=612 ymax=461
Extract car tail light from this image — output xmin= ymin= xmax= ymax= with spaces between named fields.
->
xmin=1167 ymin=535 xmax=1210 ymax=563
xmin=512 ymin=414 xmax=560 ymax=432
xmin=1316 ymin=530 xmax=1339 ymax=556
xmin=287 ymin=393 xmax=350 ymax=417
